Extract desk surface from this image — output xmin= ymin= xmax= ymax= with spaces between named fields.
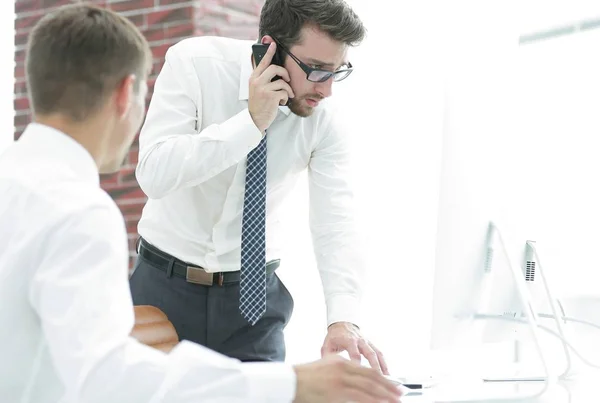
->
xmin=400 ymin=372 xmax=597 ymax=402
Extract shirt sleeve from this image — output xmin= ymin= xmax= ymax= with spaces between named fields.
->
xmin=28 ymin=199 xmax=295 ymax=403
xmin=135 ymin=44 xmax=263 ymax=200
xmin=308 ymin=111 xmax=366 ymax=328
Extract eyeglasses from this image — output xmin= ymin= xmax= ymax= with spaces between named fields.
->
xmin=273 ymin=39 xmax=353 ymax=83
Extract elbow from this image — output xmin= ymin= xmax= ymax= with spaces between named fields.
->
xmin=75 ymin=342 xmax=167 ymax=403
xmin=135 ymin=163 xmax=169 ymax=200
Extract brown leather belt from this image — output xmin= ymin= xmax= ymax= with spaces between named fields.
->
xmin=137 ymin=238 xmax=279 ymax=286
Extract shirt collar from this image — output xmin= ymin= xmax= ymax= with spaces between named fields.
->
xmin=19 ymin=122 xmax=100 ymax=187
xmin=238 ymin=42 xmax=291 ymax=116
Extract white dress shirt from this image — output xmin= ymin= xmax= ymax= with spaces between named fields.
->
xmin=0 ymin=123 xmax=295 ymax=403
xmin=136 ymin=36 xmax=364 ymax=326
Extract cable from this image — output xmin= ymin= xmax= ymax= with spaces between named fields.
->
xmin=540 ymin=314 xmax=600 ymax=332
xmin=475 ymin=313 xmax=600 ymax=371
xmin=528 ymin=241 xmax=574 ymax=379
xmin=538 ymin=313 xmax=600 ymax=370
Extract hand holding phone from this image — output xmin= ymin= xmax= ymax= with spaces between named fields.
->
xmin=248 ymin=42 xmax=294 ymax=132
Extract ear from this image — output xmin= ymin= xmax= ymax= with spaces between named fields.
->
xmin=115 ymin=74 xmax=136 ymax=120
xmin=260 ymin=35 xmax=274 ymax=45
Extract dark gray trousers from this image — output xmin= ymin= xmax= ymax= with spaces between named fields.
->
xmin=129 ymin=252 xmax=294 ymax=362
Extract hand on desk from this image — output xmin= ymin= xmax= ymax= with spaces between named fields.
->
xmin=293 ymin=355 xmax=402 ymax=403
xmin=321 ymin=321 xmax=390 ymax=375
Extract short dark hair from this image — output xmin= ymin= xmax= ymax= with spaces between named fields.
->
xmin=26 ymin=4 xmax=152 ymax=122
xmin=258 ymin=0 xmax=366 ymax=49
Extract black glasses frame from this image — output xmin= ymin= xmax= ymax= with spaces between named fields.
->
xmin=273 ymin=39 xmax=353 ymax=83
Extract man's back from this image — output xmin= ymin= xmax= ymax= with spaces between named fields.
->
xmin=0 ymin=124 xmax=128 ymax=402
xmin=0 ymin=124 xmax=301 ymax=403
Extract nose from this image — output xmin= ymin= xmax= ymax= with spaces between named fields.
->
xmin=315 ymin=76 xmax=334 ymax=98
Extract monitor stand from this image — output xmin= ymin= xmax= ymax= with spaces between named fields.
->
xmin=479 ymin=226 xmax=574 ymax=383
xmin=482 ymin=339 xmax=547 ymax=382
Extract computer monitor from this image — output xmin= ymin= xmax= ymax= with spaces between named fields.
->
xmin=426 ymin=36 xmax=565 ymax=382
xmin=429 ymin=66 xmax=530 ymax=350
xmin=427 ymin=24 xmax=600 ymax=382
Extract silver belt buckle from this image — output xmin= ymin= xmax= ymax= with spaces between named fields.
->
xmin=186 ymin=266 xmax=213 ymax=286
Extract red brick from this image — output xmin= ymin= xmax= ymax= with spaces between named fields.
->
xmin=100 ymin=172 xmax=119 ymax=187
xmin=118 ymin=165 xmax=137 ymax=185
xmin=165 ymin=22 xmax=194 ymax=39
xmin=15 ymin=31 xmax=30 ymax=47
xmin=128 ymin=237 xmax=139 ymax=254
xmin=146 ymin=6 xmax=193 ymax=27
xmin=124 ymin=214 xmax=142 ymax=234
xmin=16 ymin=0 xmax=41 ymax=14
xmin=151 ymin=42 xmax=173 ymax=60
xmin=41 ymin=0 xmax=72 ymax=8
xmin=14 ymin=80 xmax=28 ymax=97
xmin=119 ymin=200 xmax=145 ymax=217
xmin=14 ymin=97 xmax=30 ymax=112
xmin=151 ymin=60 xmax=164 ymax=76
xmin=158 ymin=0 xmax=193 ymax=5
xmin=108 ymin=0 xmax=154 ymax=13
xmin=125 ymin=12 xmax=145 ymax=28
xmin=14 ymin=63 xmax=25 ymax=80
xmin=15 ymin=48 xmax=26 ymax=63
xmin=147 ymin=75 xmax=157 ymax=91
xmin=15 ymin=14 xmax=42 ymax=32
xmin=143 ymin=26 xmax=165 ymax=42
xmin=104 ymin=182 xmax=146 ymax=201
xmin=128 ymin=147 xmax=139 ymax=165
xmin=14 ymin=113 xmax=30 ymax=128
xmin=128 ymin=256 xmax=137 ymax=272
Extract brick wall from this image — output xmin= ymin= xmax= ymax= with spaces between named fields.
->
xmin=14 ymin=0 xmax=263 ymax=269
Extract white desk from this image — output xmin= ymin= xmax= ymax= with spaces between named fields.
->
xmin=400 ymin=374 xmax=597 ymax=402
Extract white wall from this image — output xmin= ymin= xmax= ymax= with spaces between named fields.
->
xmin=0 ymin=2 xmax=15 ymax=155
xmin=504 ymin=26 xmax=600 ymax=298
xmin=280 ymin=1 xmax=445 ymax=374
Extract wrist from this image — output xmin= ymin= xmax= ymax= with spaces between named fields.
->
xmin=249 ymin=111 xmax=266 ymax=133
xmin=328 ymin=321 xmax=359 ymax=331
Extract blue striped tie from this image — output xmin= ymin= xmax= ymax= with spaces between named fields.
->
xmin=240 ymin=134 xmax=267 ymax=325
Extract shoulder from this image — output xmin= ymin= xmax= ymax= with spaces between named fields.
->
xmin=167 ymin=36 xmax=253 ymax=64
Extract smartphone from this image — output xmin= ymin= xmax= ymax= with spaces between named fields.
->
xmin=251 ymin=43 xmax=291 ymax=107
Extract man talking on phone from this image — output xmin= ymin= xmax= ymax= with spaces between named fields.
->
xmin=131 ymin=0 xmax=387 ymax=372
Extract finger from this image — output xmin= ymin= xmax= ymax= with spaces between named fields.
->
xmin=345 ymin=342 xmax=362 ymax=364
xmin=270 ymin=86 xmax=291 ymax=106
xmin=253 ymin=42 xmax=276 ymax=76
xmin=358 ymin=339 xmax=381 ymax=373
xmin=370 ymin=342 xmax=390 ymax=375
xmin=265 ymin=80 xmax=295 ymax=99
xmin=259 ymin=64 xmax=291 ymax=83
xmin=321 ymin=341 xmax=336 ymax=357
